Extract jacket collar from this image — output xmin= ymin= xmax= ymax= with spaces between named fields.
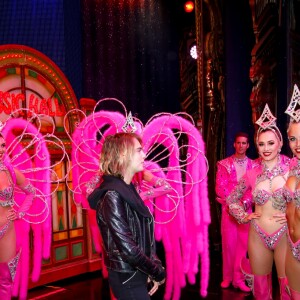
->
xmin=88 ymin=175 xmax=151 ymax=217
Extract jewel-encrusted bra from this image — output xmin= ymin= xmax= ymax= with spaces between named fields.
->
xmin=284 ymin=158 xmax=300 ymax=208
xmin=283 ymin=186 xmax=293 ymax=203
xmin=252 ymin=188 xmax=286 ymax=211
xmin=0 ymin=184 xmax=14 ymax=206
xmin=288 ymin=159 xmax=300 ymax=179
xmin=0 ymin=162 xmax=14 ymax=205
xmin=292 ymin=189 xmax=300 ymax=209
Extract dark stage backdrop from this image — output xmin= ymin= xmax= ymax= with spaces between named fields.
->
xmin=224 ymin=0 xmax=256 ymax=158
xmin=0 ymin=0 xmax=83 ymax=100
xmin=0 ymin=0 xmax=181 ymax=123
xmin=81 ymin=0 xmax=181 ymax=122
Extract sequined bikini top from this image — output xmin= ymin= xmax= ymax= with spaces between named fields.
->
xmin=252 ymin=188 xmax=286 ymax=212
xmin=0 ymin=161 xmax=14 ymax=207
xmin=293 ymin=190 xmax=300 ymax=209
xmin=288 ymin=158 xmax=300 ymax=179
xmin=284 ymin=183 xmax=300 ymax=209
xmin=0 ymin=184 xmax=14 ymax=207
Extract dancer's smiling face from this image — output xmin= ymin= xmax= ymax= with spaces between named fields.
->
xmin=257 ymin=130 xmax=281 ymax=163
xmin=0 ymin=136 xmax=6 ymax=162
xmin=288 ymin=122 xmax=300 ymax=159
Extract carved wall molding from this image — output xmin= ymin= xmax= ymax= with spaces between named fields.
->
xmin=248 ymin=1 xmax=279 ymax=125
xmin=194 ymin=0 xmax=225 ymax=248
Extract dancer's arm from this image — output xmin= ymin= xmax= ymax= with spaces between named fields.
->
xmin=14 ymin=169 xmax=36 ymax=219
xmin=139 ymin=169 xmax=171 ymax=199
xmin=215 ymin=162 xmax=230 ymax=205
xmin=226 ymin=176 xmax=260 ymax=223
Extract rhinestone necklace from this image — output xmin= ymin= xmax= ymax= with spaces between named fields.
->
xmin=256 ymin=157 xmax=285 ymax=190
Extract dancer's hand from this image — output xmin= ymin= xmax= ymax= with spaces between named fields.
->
xmin=7 ymin=208 xmax=18 ymax=221
xmin=273 ymin=213 xmax=287 ymax=225
xmin=148 ymin=278 xmax=165 ymax=296
xmin=242 ymin=212 xmax=261 ymax=223
xmin=143 ymin=170 xmax=155 ymax=182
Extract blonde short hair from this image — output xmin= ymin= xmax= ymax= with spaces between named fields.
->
xmin=99 ymin=132 xmax=142 ymax=177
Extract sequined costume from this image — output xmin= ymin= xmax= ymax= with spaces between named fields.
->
xmin=251 ymin=220 xmax=287 ymax=250
xmin=284 ymin=85 xmax=300 ymax=298
xmin=0 ymin=162 xmax=16 ymax=240
xmin=288 ymin=234 xmax=300 ymax=262
xmin=0 ymin=160 xmax=35 ymax=300
xmin=216 ymin=155 xmax=253 ymax=288
xmin=0 ymin=113 xmax=57 ymax=300
xmin=227 ymin=155 xmax=289 ymax=237
xmin=0 ymin=188 xmax=14 ymax=240
xmin=227 ymin=154 xmax=290 ymax=300
xmin=285 ymin=159 xmax=300 ymax=262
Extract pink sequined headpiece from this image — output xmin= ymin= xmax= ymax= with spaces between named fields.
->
xmin=255 ymin=103 xmax=282 ymax=142
xmin=285 ymin=84 xmax=300 ymax=123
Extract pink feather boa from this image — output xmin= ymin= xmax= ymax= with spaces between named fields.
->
xmin=71 ymin=109 xmax=210 ymax=299
xmin=2 ymin=118 xmax=51 ymax=300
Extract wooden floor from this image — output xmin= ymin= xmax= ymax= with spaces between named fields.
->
xmin=25 ymin=248 xmax=281 ymax=300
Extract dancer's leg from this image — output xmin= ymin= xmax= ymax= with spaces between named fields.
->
xmin=248 ymin=225 xmax=273 ymax=299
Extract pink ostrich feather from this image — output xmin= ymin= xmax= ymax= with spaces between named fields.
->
xmin=70 ymin=109 xmax=127 ymax=252
xmin=69 ymin=101 xmax=210 ymax=299
xmin=143 ymin=113 xmax=210 ymax=298
xmin=2 ymin=116 xmax=52 ymax=300
xmin=70 ymin=110 xmax=126 ymax=206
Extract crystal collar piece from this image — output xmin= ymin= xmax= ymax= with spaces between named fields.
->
xmin=233 ymin=157 xmax=247 ymax=166
xmin=285 ymin=84 xmax=300 ymax=122
xmin=256 ymin=161 xmax=285 ymax=187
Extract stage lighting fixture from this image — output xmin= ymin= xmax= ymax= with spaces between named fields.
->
xmin=190 ymin=44 xmax=197 ymax=59
xmin=184 ymin=1 xmax=195 ymax=13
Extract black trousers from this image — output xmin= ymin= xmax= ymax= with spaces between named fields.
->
xmin=108 ymin=269 xmax=150 ymax=300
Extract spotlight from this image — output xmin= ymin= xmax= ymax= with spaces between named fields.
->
xmin=190 ymin=44 xmax=197 ymax=59
xmin=184 ymin=1 xmax=194 ymax=13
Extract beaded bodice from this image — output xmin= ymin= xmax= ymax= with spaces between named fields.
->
xmin=253 ymin=188 xmax=286 ymax=211
xmin=0 ymin=185 xmax=14 ymax=205
xmin=288 ymin=158 xmax=300 ymax=179
xmin=0 ymin=161 xmax=14 ymax=206
xmin=292 ymin=190 xmax=300 ymax=209
xmin=256 ymin=164 xmax=286 ymax=186
xmin=283 ymin=186 xmax=293 ymax=203
xmin=227 ymin=155 xmax=290 ymax=223
xmin=284 ymin=158 xmax=300 ymax=208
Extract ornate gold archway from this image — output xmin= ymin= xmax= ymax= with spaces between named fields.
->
xmin=0 ymin=44 xmax=100 ymax=286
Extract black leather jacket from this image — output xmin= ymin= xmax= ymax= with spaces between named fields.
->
xmin=88 ymin=175 xmax=165 ymax=282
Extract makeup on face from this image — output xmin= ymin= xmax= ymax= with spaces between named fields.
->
xmin=257 ymin=131 xmax=281 ymax=163
xmin=288 ymin=122 xmax=300 ymax=159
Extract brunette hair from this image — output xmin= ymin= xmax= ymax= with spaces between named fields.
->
xmin=99 ymin=132 xmax=142 ymax=177
xmin=234 ymin=132 xmax=249 ymax=143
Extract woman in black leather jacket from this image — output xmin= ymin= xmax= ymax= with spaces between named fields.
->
xmin=88 ymin=132 xmax=165 ymax=299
